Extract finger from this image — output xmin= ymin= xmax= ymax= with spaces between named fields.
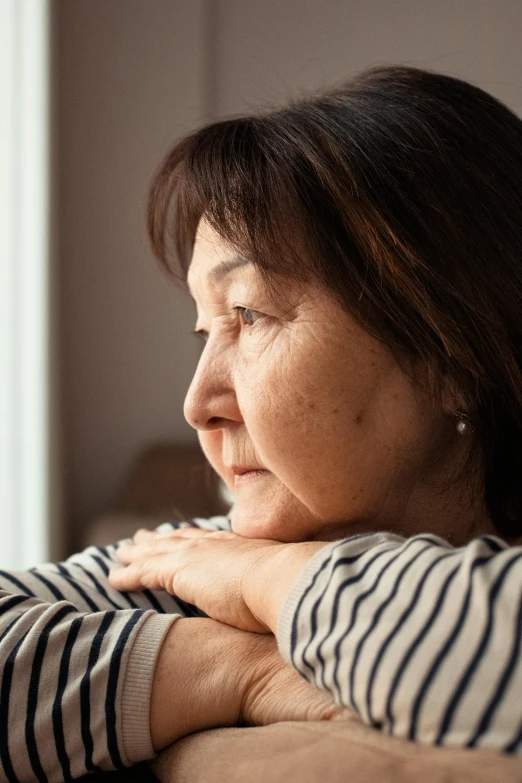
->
xmin=108 ymin=564 xmax=146 ymax=592
xmin=133 ymin=528 xmax=157 ymax=542
xmin=115 ymin=541 xmax=156 ymax=564
xmin=205 ymin=530 xmax=239 ymax=540
xmin=157 ymin=527 xmax=209 ymax=539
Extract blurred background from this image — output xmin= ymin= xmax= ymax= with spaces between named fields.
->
xmin=2 ymin=0 xmax=522 ymax=567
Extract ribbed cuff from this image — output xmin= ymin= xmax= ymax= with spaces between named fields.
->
xmin=120 ymin=612 xmax=181 ymax=764
xmin=276 ymin=542 xmax=338 ymax=664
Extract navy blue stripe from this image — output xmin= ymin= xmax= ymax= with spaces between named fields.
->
xmin=469 ymin=585 xmax=522 ymax=748
xmin=54 ymin=565 xmax=101 ymax=612
xmin=0 ymin=629 xmax=30 ymax=783
xmin=0 ymin=594 xmax=30 ymax=616
xmin=291 ymin=542 xmax=348 ymax=677
xmin=365 ymin=551 xmax=456 ymax=723
xmin=349 ymin=541 xmax=434 ymax=715
xmin=89 ymin=554 xmax=140 ymax=610
xmin=505 ymin=716 xmax=522 ymax=754
xmin=384 ymin=537 xmax=502 ymax=734
xmin=26 ymin=604 xmax=76 ymax=782
xmin=142 ymin=589 xmax=166 ymax=614
xmin=408 ymin=554 xmax=495 ymax=740
xmin=0 ymin=571 xmax=36 ymax=597
xmin=81 ymin=612 xmax=116 ymax=773
xmin=174 ymin=597 xmax=201 ymax=618
xmin=29 ymin=569 xmax=67 ymax=602
xmin=105 ymin=612 xmax=145 ymax=769
xmin=314 ymin=547 xmax=395 ymax=689
xmin=290 ymin=535 xmax=376 ymax=675
xmin=52 ymin=616 xmax=83 ymax=781
xmin=436 ymin=552 xmax=522 ymax=745
xmin=0 ymin=614 xmax=25 ymax=644
xmin=385 ymin=563 xmax=460 ymax=733
xmin=331 ymin=537 xmax=436 ymax=703
xmin=90 ymin=551 xmax=169 ymax=612
xmin=478 ymin=536 xmax=505 ymax=554
xmin=76 ymin=564 xmax=126 ymax=610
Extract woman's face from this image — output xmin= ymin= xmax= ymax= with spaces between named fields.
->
xmin=184 ymin=220 xmax=483 ymax=543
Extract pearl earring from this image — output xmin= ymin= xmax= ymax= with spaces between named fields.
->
xmin=454 ymin=410 xmax=474 ymax=435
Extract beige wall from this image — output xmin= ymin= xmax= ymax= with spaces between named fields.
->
xmin=55 ymin=0 xmax=209 ymax=549
xmin=55 ymin=0 xmax=522 ymax=550
xmin=212 ymin=0 xmax=522 ymax=115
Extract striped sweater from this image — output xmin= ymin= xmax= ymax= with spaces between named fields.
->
xmin=1 ymin=519 xmax=521 ymax=782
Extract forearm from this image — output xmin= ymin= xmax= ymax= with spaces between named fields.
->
xmin=151 ymin=618 xmax=252 ymax=750
xmin=0 ymin=589 xmax=177 ymax=782
xmin=151 ymin=616 xmax=353 ymax=752
xmin=275 ymin=532 xmax=522 ymax=754
xmin=150 ymin=720 xmax=522 ymax=783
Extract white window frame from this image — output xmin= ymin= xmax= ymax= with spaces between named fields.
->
xmin=0 ymin=0 xmax=51 ymax=568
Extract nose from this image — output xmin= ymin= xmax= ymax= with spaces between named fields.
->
xmin=184 ymin=342 xmax=242 ymax=431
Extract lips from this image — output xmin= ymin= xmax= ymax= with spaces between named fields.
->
xmin=225 ymin=465 xmax=270 ymax=487
xmin=226 ymin=465 xmax=266 ymax=475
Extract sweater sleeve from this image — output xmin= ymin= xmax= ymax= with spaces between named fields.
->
xmin=277 ymin=531 xmax=522 ymax=755
xmin=0 ymin=514 xmax=231 ymax=783
xmin=0 ymin=515 xmax=231 ymax=617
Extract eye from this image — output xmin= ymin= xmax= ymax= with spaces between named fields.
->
xmin=235 ymin=306 xmax=264 ymax=327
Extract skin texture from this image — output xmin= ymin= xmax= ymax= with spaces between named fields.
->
xmin=107 ymin=218 xmax=502 ymax=752
xmin=111 ymin=527 xmax=319 ymax=633
xmin=109 ymin=217 xmax=498 ymax=633
xmin=184 ymin=219 xmax=494 ymax=546
xmin=149 ymin=618 xmax=351 ymax=751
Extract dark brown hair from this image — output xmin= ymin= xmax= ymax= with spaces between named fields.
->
xmin=147 ymin=66 xmax=522 ymax=537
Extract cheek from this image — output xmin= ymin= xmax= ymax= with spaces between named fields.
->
xmin=237 ymin=352 xmax=361 ymax=493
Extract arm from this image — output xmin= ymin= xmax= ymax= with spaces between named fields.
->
xmin=150 ymin=617 xmax=352 ymax=751
xmin=150 ymin=718 xmax=522 ymax=783
xmin=0 ymin=589 xmax=177 ymax=782
xmin=273 ymin=532 xmax=522 ymax=754
xmin=0 ymin=513 xmax=347 ymax=782
xmin=0 ymin=514 xmax=231 ymax=615
xmin=112 ymin=527 xmax=522 ymax=753
xmin=0 ymin=515 xmax=232 ymax=782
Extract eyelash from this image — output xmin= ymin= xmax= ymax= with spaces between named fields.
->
xmin=192 ymin=306 xmax=264 ymax=343
xmin=234 ymin=306 xmax=263 ymax=327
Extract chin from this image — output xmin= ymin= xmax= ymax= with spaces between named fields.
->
xmin=229 ymin=500 xmax=312 ymax=543
xmin=229 ymin=505 xmax=277 ymax=540
xmin=229 ymin=500 xmax=294 ymax=540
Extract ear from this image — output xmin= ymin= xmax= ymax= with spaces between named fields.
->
xmin=440 ymin=371 xmax=471 ymax=420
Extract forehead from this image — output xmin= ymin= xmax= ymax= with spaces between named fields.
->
xmin=187 ymin=220 xmax=255 ymax=295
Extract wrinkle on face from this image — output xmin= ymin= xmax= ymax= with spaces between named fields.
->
xmin=183 ymin=219 xmax=490 ymax=544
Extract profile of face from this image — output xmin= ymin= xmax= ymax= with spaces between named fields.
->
xmin=184 ymin=219 xmax=489 ymax=544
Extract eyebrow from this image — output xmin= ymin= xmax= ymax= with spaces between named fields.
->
xmin=208 ymin=255 xmax=253 ymax=283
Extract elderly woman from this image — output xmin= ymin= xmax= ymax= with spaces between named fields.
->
xmin=1 ymin=66 xmax=522 ymax=782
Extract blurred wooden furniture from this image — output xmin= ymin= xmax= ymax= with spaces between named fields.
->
xmin=81 ymin=443 xmax=231 ymax=548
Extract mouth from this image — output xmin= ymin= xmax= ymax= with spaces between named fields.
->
xmin=226 ymin=465 xmax=270 ymax=487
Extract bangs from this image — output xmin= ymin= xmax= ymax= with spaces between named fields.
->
xmin=148 ymin=111 xmax=354 ymax=298
xmin=146 ymin=112 xmax=340 ymax=290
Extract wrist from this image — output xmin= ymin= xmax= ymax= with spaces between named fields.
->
xmin=243 ymin=542 xmax=327 ymax=634
xmin=150 ymin=618 xmax=254 ymax=750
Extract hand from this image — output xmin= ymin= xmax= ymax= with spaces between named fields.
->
xmin=110 ymin=527 xmax=282 ymax=632
xmin=239 ymin=632 xmax=355 ymax=728
xmin=151 ymin=618 xmax=354 ymax=752
xmin=109 ymin=527 xmax=328 ymax=633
